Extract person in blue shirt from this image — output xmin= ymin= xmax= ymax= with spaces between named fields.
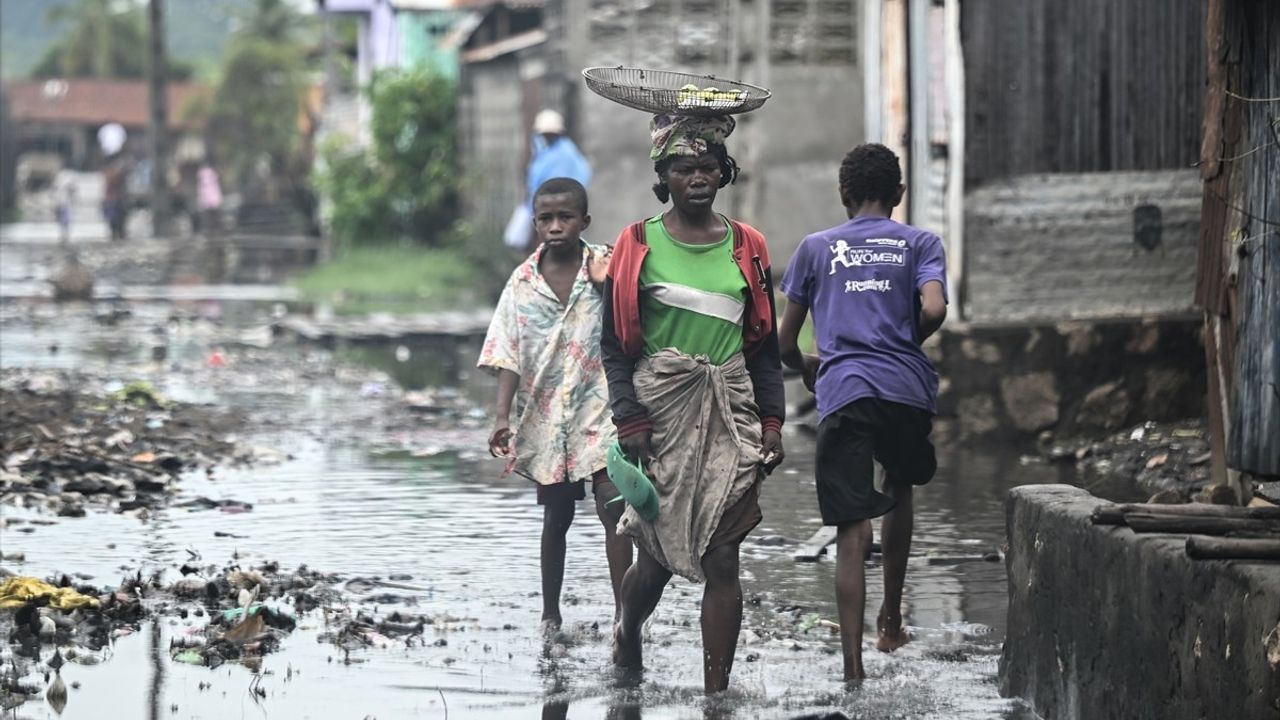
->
xmin=527 ymin=110 xmax=592 ymax=208
xmin=507 ymin=110 xmax=593 ymax=252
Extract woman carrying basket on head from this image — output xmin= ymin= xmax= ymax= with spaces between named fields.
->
xmin=599 ymin=112 xmax=786 ymax=694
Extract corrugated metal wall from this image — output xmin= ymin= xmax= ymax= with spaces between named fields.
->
xmin=961 ymin=0 xmax=1205 ymax=184
xmin=1221 ymin=1 xmax=1279 ymax=477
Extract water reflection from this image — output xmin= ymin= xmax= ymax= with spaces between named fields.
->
xmin=148 ymin=620 xmax=163 ymax=720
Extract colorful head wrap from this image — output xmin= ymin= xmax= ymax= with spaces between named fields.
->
xmin=649 ymin=114 xmax=736 ymax=161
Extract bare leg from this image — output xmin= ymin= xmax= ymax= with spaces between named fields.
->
xmin=541 ymin=699 xmax=569 ymax=720
xmin=541 ymin=491 xmax=576 ymax=631
xmin=613 ymin=546 xmax=671 ymax=669
xmin=835 ymin=519 xmax=874 ymax=680
xmin=593 ymin=475 xmax=634 ymax=622
xmin=700 ymin=542 xmax=744 ymax=694
xmin=877 ymin=479 xmax=913 ymax=652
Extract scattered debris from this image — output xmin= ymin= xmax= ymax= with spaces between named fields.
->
xmin=0 ymin=369 xmax=270 ymax=516
xmin=1040 ymin=419 xmax=1211 ymax=500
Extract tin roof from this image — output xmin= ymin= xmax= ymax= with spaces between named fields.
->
xmin=4 ymin=78 xmax=204 ymax=130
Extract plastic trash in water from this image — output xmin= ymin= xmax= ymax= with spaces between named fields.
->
xmin=173 ymin=650 xmax=204 ymax=665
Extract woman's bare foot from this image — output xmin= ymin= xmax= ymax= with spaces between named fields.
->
xmin=875 ymin=608 xmax=910 ymax=652
xmin=540 ymin=617 xmax=563 ymax=640
xmin=612 ymin=621 xmax=642 ymax=669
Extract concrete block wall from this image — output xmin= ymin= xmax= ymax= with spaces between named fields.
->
xmin=1000 ymin=485 xmax=1280 ymax=720
xmin=964 ymin=170 xmax=1201 ymax=323
xmin=560 ymin=0 xmax=863 ymax=263
xmin=458 ymin=55 xmax=528 ymax=234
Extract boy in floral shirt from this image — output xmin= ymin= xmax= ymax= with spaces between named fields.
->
xmin=478 ymin=178 xmax=632 ymax=633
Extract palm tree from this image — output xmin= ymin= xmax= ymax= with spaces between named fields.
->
xmin=31 ymin=0 xmax=194 ymax=80
xmin=33 ymin=0 xmax=146 ymax=79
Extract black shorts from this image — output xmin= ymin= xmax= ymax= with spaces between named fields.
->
xmin=536 ymin=470 xmax=614 ymax=505
xmin=815 ymin=397 xmax=937 ymax=525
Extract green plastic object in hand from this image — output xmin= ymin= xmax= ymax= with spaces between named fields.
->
xmin=606 ymin=441 xmax=660 ymax=522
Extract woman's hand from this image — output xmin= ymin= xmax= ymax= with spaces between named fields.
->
xmin=587 ymin=246 xmax=612 ymax=285
xmin=761 ymin=429 xmax=785 ymax=474
xmin=488 ymin=423 xmax=513 ymax=457
xmin=619 ymin=429 xmax=653 ymax=467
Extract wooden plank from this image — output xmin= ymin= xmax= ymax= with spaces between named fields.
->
xmin=793 ymin=526 xmax=837 ymax=562
xmin=1093 ymin=503 xmax=1280 ymax=526
xmin=792 ymin=526 xmax=887 ymax=562
xmin=1186 ymin=535 xmax=1280 ymax=561
xmin=1123 ymin=513 xmax=1280 ymax=536
xmin=1091 ymin=506 xmax=1128 ymax=526
xmin=1119 ymin=503 xmax=1280 ymax=519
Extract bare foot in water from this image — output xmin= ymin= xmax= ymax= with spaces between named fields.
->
xmin=540 ymin=617 xmax=562 ymax=640
xmin=876 ymin=608 xmax=910 ymax=652
xmin=612 ymin=622 xmax=642 ymax=669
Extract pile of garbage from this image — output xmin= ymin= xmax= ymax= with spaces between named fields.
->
xmin=1040 ymin=419 xmax=1212 ymax=500
xmin=1 ymin=570 xmax=151 ymax=712
xmin=163 ymin=559 xmax=339 ymax=669
xmin=1 ymin=370 xmax=249 ymax=516
xmin=0 ymin=558 xmax=340 ymax=712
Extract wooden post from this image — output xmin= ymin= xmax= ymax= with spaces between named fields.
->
xmin=147 ymin=0 xmax=172 ymax=238
xmin=1186 ymin=536 xmax=1280 ymax=561
xmin=863 ymin=0 xmax=883 ymax=142
xmin=1122 ymin=513 xmax=1279 ymax=536
xmin=880 ymin=0 xmax=909 ymax=219
xmin=1093 ymin=503 xmax=1280 ymax=526
xmin=943 ymin=0 xmax=965 ymax=318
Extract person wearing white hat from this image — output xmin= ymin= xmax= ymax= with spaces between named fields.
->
xmin=533 ymin=108 xmax=566 ymax=135
xmin=506 ymin=109 xmax=593 ymax=252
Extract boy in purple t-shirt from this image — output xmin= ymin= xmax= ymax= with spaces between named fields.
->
xmin=777 ymin=143 xmax=947 ymax=681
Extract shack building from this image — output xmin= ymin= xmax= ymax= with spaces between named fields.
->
xmin=456 ymin=0 xmax=864 ymax=257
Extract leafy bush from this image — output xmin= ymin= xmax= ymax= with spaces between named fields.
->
xmin=315 ymin=67 xmax=460 ymax=247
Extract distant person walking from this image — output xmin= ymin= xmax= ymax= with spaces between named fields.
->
xmin=197 ymin=161 xmax=224 ymax=235
xmin=101 ymin=154 xmax=129 ymax=241
xmin=55 ymin=178 xmax=75 ymax=245
xmin=505 ymin=110 xmax=593 ymax=253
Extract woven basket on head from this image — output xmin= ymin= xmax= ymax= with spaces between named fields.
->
xmin=582 ymin=66 xmax=771 ymax=116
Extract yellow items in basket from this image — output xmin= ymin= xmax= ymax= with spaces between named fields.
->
xmin=678 ymin=84 xmax=747 ymax=109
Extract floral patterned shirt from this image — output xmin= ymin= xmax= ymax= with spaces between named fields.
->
xmin=478 ymin=241 xmax=615 ymax=485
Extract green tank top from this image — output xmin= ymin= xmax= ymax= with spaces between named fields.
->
xmin=639 ymin=215 xmax=746 ymax=365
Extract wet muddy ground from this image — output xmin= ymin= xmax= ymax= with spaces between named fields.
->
xmin=0 ymin=299 xmax=1077 ymax=719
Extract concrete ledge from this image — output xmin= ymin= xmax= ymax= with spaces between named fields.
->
xmin=999 ymin=485 xmax=1280 ymax=719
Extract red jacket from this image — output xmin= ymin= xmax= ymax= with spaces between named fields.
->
xmin=600 ymin=218 xmax=785 ymax=437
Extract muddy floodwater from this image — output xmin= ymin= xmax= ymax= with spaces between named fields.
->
xmin=0 ymin=300 xmax=1075 ymax=719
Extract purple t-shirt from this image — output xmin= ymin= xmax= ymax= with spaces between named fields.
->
xmin=780 ymin=215 xmax=947 ymax=420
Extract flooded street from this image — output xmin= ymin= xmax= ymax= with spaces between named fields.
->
xmin=1 ymin=300 xmax=1072 ymax=719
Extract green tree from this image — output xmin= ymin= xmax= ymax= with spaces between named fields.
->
xmin=204 ymin=0 xmax=313 ymax=197
xmin=316 ymin=67 xmax=461 ymax=246
xmin=31 ymin=0 xmax=192 ymax=80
